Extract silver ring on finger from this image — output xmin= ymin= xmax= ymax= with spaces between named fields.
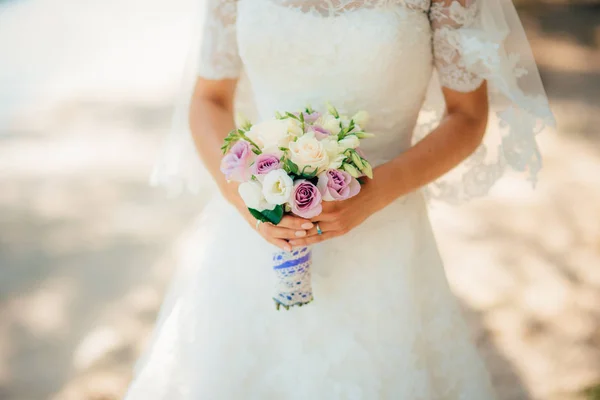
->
xmin=316 ymin=223 xmax=323 ymax=235
xmin=255 ymin=219 xmax=262 ymax=231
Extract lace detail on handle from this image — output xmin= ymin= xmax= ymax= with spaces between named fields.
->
xmin=430 ymin=0 xmax=484 ymax=92
xmin=198 ymin=0 xmax=241 ymax=79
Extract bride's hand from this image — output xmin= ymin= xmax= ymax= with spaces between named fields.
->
xmin=288 ymin=178 xmax=389 ymax=248
xmin=222 ymin=182 xmax=314 ymax=252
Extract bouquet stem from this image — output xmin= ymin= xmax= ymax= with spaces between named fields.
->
xmin=272 ymin=247 xmax=313 ymax=310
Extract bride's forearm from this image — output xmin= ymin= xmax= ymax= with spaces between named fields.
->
xmin=189 ymin=93 xmax=242 ymax=208
xmin=374 ymin=107 xmax=488 ymax=207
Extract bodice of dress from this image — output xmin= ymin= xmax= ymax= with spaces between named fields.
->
xmin=198 ymin=0 xmax=481 ymax=166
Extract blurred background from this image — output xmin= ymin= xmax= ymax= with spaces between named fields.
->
xmin=0 ymin=0 xmax=599 ymax=399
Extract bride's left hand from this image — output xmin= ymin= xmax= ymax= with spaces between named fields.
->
xmin=288 ymin=178 xmax=389 ymax=247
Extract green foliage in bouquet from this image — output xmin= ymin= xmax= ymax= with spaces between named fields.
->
xmin=248 ymin=205 xmax=284 ymax=225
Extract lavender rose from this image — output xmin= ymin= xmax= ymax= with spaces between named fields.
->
xmin=317 ymin=169 xmax=361 ymax=201
xmin=302 ymin=111 xmax=321 ymax=124
xmin=310 ymin=125 xmax=330 ymax=140
xmin=290 ymin=180 xmax=322 ymax=219
xmin=220 ymin=140 xmax=254 ymax=182
xmin=251 ymin=153 xmax=282 ymax=176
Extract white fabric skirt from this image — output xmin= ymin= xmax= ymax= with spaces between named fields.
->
xmin=125 ymin=191 xmax=496 ymax=399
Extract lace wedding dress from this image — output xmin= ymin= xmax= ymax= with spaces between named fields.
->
xmin=126 ymin=1 xmax=553 ymax=398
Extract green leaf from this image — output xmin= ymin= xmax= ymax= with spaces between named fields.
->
xmin=285 ymin=112 xmax=301 ymax=121
xmin=264 ymin=205 xmax=284 ymax=225
xmin=299 ymin=166 xmax=318 ymax=179
xmin=248 ymin=208 xmax=269 ymax=223
xmin=249 ymin=205 xmax=284 ymax=225
xmin=285 ymin=158 xmax=299 ymax=175
xmin=299 ymin=111 xmax=305 ymax=131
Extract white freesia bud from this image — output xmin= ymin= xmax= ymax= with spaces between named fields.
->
xmin=238 ymin=181 xmax=275 ymax=211
xmin=355 ymin=131 xmax=375 ymax=139
xmin=326 ymin=103 xmax=339 ymax=118
xmin=361 ymin=160 xmax=374 ymax=179
xmin=289 ymin=132 xmax=330 ymax=174
xmin=235 ymin=112 xmax=252 ymax=131
xmin=350 ymin=151 xmax=364 ymax=169
xmin=352 ymin=111 xmax=370 ymax=128
xmin=262 ymin=169 xmax=294 ymax=205
xmin=343 ymin=163 xmax=361 ymax=178
xmin=338 ymin=135 xmax=360 ymax=150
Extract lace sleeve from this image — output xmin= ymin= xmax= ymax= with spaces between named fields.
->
xmin=430 ymin=0 xmax=484 ymax=92
xmin=198 ymin=0 xmax=242 ymax=79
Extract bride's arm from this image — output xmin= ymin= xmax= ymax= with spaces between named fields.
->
xmin=288 ymin=84 xmax=488 ymax=247
xmin=189 ymin=78 xmax=239 ymax=203
xmin=191 ymin=78 xmax=313 ymax=250
xmin=372 ymin=83 xmax=489 ymax=206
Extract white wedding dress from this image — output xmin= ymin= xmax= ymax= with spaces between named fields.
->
xmin=125 ymin=1 xmax=553 ymax=398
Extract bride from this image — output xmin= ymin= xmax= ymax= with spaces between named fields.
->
xmin=126 ymin=0 xmax=554 ymax=398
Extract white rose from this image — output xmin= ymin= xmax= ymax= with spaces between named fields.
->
xmin=238 ymin=181 xmax=275 ymax=211
xmin=247 ymin=119 xmax=293 ymax=150
xmin=351 ymin=111 xmax=370 ymax=128
xmin=338 ymin=135 xmax=360 ymax=150
xmin=262 ymin=169 xmax=294 ymax=205
xmin=315 ymin=114 xmax=342 ymax=135
xmin=289 ymin=132 xmax=330 ymax=174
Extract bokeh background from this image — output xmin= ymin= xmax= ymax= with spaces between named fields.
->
xmin=1 ymin=0 xmax=599 ymax=399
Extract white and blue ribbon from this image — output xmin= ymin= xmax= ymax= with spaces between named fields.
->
xmin=272 ymin=247 xmax=313 ymax=310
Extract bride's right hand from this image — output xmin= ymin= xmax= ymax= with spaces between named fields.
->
xmin=223 ymin=183 xmax=314 ymax=252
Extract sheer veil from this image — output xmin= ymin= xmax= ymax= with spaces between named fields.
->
xmin=150 ymin=0 xmax=555 ymax=203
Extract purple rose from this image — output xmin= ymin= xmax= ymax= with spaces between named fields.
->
xmin=251 ymin=153 xmax=282 ymax=176
xmin=310 ymin=125 xmax=330 ymax=140
xmin=302 ymin=111 xmax=321 ymax=123
xmin=290 ymin=180 xmax=322 ymax=219
xmin=317 ymin=169 xmax=361 ymax=201
xmin=220 ymin=140 xmax=254 ymax=182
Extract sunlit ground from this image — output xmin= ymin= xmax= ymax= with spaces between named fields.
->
xmin=1 ymin=1 xmax=599 ymax=400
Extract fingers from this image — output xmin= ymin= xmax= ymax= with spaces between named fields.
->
xmin=289 ymin=231 xmax=338 ymax=247
xmin=278 ymin=215 xmax=314 ymax=230
xmin=260 ymin=222 xmax=308 ymax=240
xmin=303 ymin=221 xmax=339 ymax=237
xmin=270 ymin=237 xmax=293 ymax=252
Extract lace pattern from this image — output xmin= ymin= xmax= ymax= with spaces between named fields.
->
xmin=198 ymin=0 xmax=241 ymax=79
xmin=177 ymin=0 xmax=556 ymax=205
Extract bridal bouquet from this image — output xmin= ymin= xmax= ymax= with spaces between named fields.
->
xmin=220 ymin=104 xmax=374 ymax=310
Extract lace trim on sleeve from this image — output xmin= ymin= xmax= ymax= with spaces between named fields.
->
xmin=198 ymin=0 xmax=242 ymax=80
xmin=430 ymin=0 xmax=484 ymax=92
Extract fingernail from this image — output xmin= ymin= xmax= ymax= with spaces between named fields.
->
xmin=301 ymin=222 xmax=314 ymax=229
xmin=295 ymin=230 xmax=306 ymax=237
